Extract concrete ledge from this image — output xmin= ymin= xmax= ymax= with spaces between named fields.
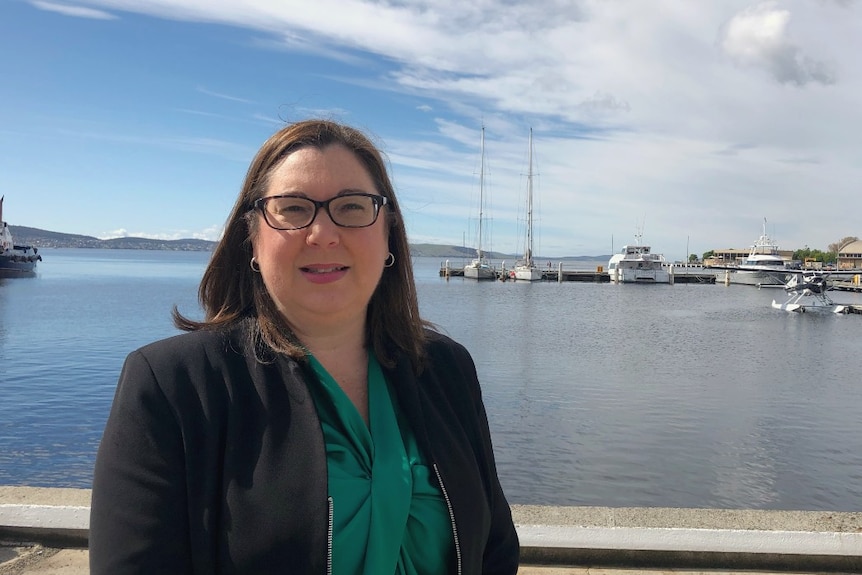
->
xmin=519 ymin=548 xmax=862 ymax=572
xmin=0 ymin=504 xmax=89 ymax=548
xmin=518 ymin=524 xmax=862 ymax=555
xmin=0 ymin=487 xmax=91 ymax=549
xmin=3 ymin=487 xmax=862 ymax=571
xmin=511 ymin=505 xmax=862 ymax=572
xmin=516 ymin=525 xmax=862 ymax=572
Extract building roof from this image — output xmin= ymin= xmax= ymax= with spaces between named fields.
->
xmin=838 ymin=239 xmax=862 ymax=254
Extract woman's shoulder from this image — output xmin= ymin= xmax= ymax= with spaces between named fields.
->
xmin=137 ymin=328 xmax=230 ymax=354
xmin=423 ymin=328 xmax=471 ymax=360
xmin=118 ymin=323 xmax=262 ymax=406
xmin=419 ymin=328 xmax=478 ymax=380
xmin=131 ymin=324 xmax=249 ymax=369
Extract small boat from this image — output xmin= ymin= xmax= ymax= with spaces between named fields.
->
xmin=464 ymin=126 xmax=496 ymax=280
xmin=722 ymin=219 xmax=791 ymax=287
xmin=608 ymin=233 xmax=670 ymax=284
xmin=512 ymin=128 xmax=542 ymax=282
xmin=0 ymin=196 xmax=41 ymax=277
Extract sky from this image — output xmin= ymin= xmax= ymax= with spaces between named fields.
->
xmin=1 ymin=0 xmax=860 ymax=259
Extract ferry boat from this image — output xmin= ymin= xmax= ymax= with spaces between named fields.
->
xmin=608 ymin=240 xmax=670 ymax=284
xmin=0 ymin=196 xmax=41 ymax=277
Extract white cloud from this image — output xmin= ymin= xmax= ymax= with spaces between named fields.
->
xmin=98 ymin=228 xmax=129 ymax=239
xmin=719 ymin=2 xmax=836 ymax=85
xmin=99 ymin=226 xmax=222 ymax=241
xmin=34 ymin=0 xmax=862 ymax=257
xmin=196 ymin=86 xmax=255 ymax=105
xmin=30 ymin=0 xmax=117 ymax=19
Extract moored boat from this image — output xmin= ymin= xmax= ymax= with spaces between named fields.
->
xmin=464 ymin=126 xmax=496 ymax=280
xmin=512 ymin=128 xmax=542 ymax=281
xmin=723 ymin=219 xmax=790 ymax=287
xmin=608 ymin=234 xmax=670 ymax=283
xmin=1 ymin=196 xmax=41 ymax=277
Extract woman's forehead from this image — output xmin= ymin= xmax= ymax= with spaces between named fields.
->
xmin=267 ymin=145 xmax=377 ymax=192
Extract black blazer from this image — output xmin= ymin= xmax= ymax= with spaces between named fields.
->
xmin=90 ymin=324 xmax=519 ymax=574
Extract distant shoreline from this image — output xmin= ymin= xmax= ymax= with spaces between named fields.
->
xmin=9 ymin=225 xmax=610 ymax=260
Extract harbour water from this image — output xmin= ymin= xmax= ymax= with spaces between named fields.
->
xmin=2 ymin=249 xmax=861 ymax=511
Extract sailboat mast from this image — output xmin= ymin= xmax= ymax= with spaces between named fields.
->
xmin=477 ymin=126 xmax=485 ymax=259
xmin=525 ymin=128 xmax=533 ymax=264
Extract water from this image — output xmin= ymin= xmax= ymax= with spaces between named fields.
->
xmin=2 ymin=249 xmax=861 ymax=511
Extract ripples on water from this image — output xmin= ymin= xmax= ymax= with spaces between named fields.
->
xmin=2 ymin=250 xmax=861 ymax=511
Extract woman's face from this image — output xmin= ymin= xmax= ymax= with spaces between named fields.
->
xmin=252 ymin=144 xmax=389 ymax=335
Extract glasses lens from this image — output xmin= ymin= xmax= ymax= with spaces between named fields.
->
xmin=264 ymin=196 xmax=315 ymax=229
xmin=329 ymin=195 xmax=379 ymax=228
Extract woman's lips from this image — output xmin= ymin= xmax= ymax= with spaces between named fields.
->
xmin=300 ymin=264 xmax=348 ymax=284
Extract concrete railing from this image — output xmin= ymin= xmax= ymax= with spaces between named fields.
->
xmin=513 ymin=505 xmax=862 ymax=571
xmin=2 ymin=487 xmax=862 ymax=571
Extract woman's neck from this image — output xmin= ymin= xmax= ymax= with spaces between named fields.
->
xmin=296 ymin=321 xmax=371 ymax=424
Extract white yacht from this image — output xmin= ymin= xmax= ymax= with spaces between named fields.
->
xmin=725 ymin=219 xmax=790 ymax=287
xmin=464 ymin=126 xmax=496 ymax=280
xmin=513 ymin=128 xmax=542 ymax=281
xmin=608 ymin=238 xmax=670 ymax=283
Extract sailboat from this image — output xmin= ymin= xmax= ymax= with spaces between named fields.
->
xmin=513 ymin=128 xmax=542 ymax=281
xmin=464 ymin=126 xmax=496 ymax=280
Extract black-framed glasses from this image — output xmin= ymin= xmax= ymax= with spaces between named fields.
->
xmin=254 ymin=193 xmax=388 ymax=230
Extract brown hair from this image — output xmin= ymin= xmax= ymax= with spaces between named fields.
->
xmin=174 ymin=119 xmax=430 ymax=371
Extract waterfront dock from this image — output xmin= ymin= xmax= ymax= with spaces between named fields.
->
xmin=833 ymin=278 xmax=862 ymax=293
xmin=2 ymin=486 xmax=861 ymax=574
xmin=439 ymin=263 xmax=716 ymax=284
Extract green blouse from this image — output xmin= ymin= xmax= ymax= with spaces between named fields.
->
xmin=307 ymin=354 xmax=453 ymax=575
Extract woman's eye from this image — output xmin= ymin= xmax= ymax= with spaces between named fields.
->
xmin=340 ymin=202 xmax=366 ymax=211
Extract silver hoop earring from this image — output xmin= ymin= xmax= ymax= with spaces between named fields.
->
xmin=250 ymin=257 xmax=261 ymax=273
xmin=384 ymin=252 xmax=396 ymax=268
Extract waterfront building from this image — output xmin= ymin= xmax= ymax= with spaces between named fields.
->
xmin=838 ymin=239 xmax=862 ymax=269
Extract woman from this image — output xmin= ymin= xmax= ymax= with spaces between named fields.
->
xmin=90 ymin=119 xmax=519 ymax=574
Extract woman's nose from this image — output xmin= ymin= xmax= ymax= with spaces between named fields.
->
xmin=305 ymin=208 xmax=340 ymax=246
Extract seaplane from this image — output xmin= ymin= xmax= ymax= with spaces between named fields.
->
xmin=709 ymin=263 xmax=860 ymax=313
xmin=769 ymin=269 xmax=855 ymax=313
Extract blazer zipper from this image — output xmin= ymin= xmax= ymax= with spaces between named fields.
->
xmin=327 ymin=496 xmax=334 ymax=575
xmin=433 ymin=462 xmax=462 ymax=575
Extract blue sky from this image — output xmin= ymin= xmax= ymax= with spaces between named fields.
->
xmin=1 ymin=0 xmax=860 ymax=259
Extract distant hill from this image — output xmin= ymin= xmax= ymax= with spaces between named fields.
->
xmin=10 ymin=226 xmax=217 ymax=251
xmin=9 ymin=225 xmax=610 ymax=260
xmin=410 ymin=243 xmax=609 ymax=261
xmin=409 ymin=243 xmax=515 ymax=259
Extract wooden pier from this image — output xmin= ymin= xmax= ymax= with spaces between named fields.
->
xmin=833 ymin=277 xmax=862 ymax=293
xmin=438 ymin=264 xmax=716 ymax=284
